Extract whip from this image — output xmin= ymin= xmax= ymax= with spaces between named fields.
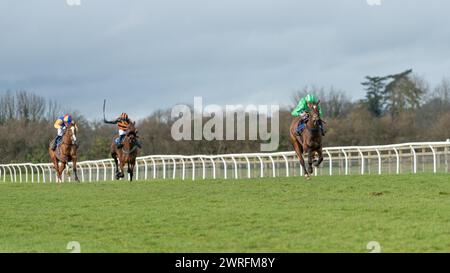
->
xmin=103 ymin=99 xmax=107 ymax=122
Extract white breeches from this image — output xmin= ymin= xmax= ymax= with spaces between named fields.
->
xmin=57 ymin=127 xmax=65 ymax=136
xmin=119 ymin=130 xmax=127 ymax=136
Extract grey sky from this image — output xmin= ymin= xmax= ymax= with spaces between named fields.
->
xmin=1 ymin=0 xmax=450 ymax=119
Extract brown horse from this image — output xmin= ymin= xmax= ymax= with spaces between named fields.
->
xmin=49 ymin=123 xmax=80 ymax=183
xmin=289 ymin=102 xmax=324 ymax=180
xmin=111 ymin=122 xmax=140 ymax=181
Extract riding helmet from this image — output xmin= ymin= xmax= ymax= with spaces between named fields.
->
xmin=121 ymin=112 xmax=129 ymax=120
xmin=63 ymin=114 xmax=72 ymax=124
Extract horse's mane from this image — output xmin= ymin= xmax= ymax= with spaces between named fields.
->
xmin=126 ymin=123 xmax=138 ymax=137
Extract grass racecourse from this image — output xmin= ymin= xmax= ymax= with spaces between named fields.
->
xmin=0 ymin=173 xmax=449 ymax=253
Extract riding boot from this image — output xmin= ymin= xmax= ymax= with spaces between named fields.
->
xmin=296 ymin=122 xmax=305 ymax=136
xmin=117 ymin=135 xmax=125 ymax=149
xmin=52 ymin=136 xmax=62 ymax=151
xmin=51 ymin=139 xmax=57 ymax=151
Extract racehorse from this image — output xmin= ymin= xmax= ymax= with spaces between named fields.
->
xmin=49 ymin=123 xmax=80 ymax=183
xmin=111 ymin=122 xmax=140 ymax=181
xmin=289 ymin=101 xmax=324 ymax=180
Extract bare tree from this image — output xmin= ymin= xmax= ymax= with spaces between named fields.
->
xmin=0 ymin=91 xmax=16 ymax=121
xmin=46 ymin=99 xmax=63 ymax=121
xmin=433 ymin=78 xmax=450 ymax=102
xmin=16 ymin=91 xmax=46 ymax=121
xmin=291 ymin=86 xmax=351 ymax=118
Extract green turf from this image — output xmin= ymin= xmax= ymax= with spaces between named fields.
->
xmin=0 ymin=174 xmax=449 ymax=253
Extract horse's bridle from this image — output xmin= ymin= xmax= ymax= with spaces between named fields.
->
xmin=61 ymin=126 xmax=77 ymax=146
xmin=121 ymin=130 xmax=139 ymax=154
xmin=122 ymin=145 xmax=139 ymax=155
xmin=304 ymin=111 xmax=321 ymax=135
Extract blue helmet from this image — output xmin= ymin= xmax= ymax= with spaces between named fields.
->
xmin=63 ymin=114 xmax=72 ymax=124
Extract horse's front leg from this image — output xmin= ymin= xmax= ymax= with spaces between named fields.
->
xmin=292 ymin=138 xmax=309 ymax=179
xmin=307 ymin=148 xmax=314 ymax=175
xmin=58 ymin=162 xmax=67 ymax=183
xmin=315 ymin=148 xmax=324 ymax=167
xmin=53 ymin=163 xmax=62 ymax=183
xmin=118 ymin=157 xmax=125 ymax=179
xmin=128 ymin=161 xmax=136 ymax=182
xmin=72 ymin=158 xmax=80 ymax=182
xmin=51 ymin=158 xmax=59 ymax=181
xmin=112 ymin=152 xmax=120 ymax=180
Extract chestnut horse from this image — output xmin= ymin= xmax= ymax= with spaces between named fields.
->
xmin=49 ymin=123 xmax=80 ymax=183
xmin=111 ymin=122 xmax=140 ymax=181
xmin=289 ymin=102 xmax=324 ymax=180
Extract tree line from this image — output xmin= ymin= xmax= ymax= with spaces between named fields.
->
xmin=1 ymin=69 xmax=450 ymax=164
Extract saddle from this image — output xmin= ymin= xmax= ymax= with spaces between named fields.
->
xmin=296 ymin=117 xmax=309 ymax=136
xmin=49 ymin=136 xmax=63 ymax=149
xmin=296 ymin=116 xmax=325 ymax=138
xmin=50 ymin=137 xmax=68 ymax=163
xmin=115 ymin=136 xmax=125 ymax=146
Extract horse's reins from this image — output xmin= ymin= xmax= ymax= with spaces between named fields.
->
xmin=122 ymin=145 xmax=139 ymax=155
xmin=121 ymin=131 xmax=139 ymax=155
xmin=61 ymin=140 xmax=76 ymax=146
xmin=305 ymin=112 xmax=324 ymax=135
xmin=55 ymin=129 xmax=76 ymax=163
xmin=61 ymin=131 xmax=76 ymax=146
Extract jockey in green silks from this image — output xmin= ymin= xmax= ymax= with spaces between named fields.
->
xmin=291 ymin=94 xmax=326 ymax=136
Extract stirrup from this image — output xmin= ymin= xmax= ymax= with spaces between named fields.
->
xmin=115 ymin=138 xmax=121 ymax=146
xmin=51 ymin=139 xmax=58 ymax=151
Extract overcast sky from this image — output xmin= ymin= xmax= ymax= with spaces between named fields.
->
xmin=1 ymin=0 xmax=450 ymax=119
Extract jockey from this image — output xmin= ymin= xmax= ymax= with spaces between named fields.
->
xmin=104 ymin=112 xmax=141 ymax=149
xmin=291 ymin=94 xmax=326 ymax=136
xmin=52 ymin=114 xmax=73 ymax=150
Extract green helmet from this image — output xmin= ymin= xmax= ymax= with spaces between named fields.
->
xmin=305 ymin=94 xmax=318 ymax=103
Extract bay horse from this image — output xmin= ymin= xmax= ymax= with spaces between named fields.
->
xmin=49 ymin=123 xmax=80 ymax=183
xmin=111 ymin=122 xmax=140 ymax=181
xmin=289 ymin=101 xmax=324 ymax=180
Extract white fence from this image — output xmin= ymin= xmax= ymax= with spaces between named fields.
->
xmin=1 ymin=141 xmax=450 ymax=183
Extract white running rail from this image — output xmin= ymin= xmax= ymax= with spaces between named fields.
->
xmin=1 ymin=141 xmax=449 ymax=183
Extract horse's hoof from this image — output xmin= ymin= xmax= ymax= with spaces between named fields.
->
xmin=304 ymin=175 xmax=311 ymax=180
